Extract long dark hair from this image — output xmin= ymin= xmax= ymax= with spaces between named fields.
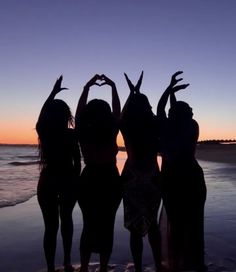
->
xmin=77 ymin=99 xmax=115 ymax=143
xmin=122 ymin=93 xmax=154 ymax=124
xmin=37 ymin=99 xmax=74 ymax=167
xmin=168 ymin=101 xmax=193 ymax=121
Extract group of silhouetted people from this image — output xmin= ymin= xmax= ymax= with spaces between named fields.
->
xmin=36 ymin=71 xmax=207 ymax=272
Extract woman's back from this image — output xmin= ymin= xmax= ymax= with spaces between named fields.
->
xmin=160 ymin=117 xmax=199 ymax=163
xmin=37 ymin=127 xmax=78 ymax=170
xmin=78 ymin=99 xmax=119 ymax=166
xmin=121 ymin=117 xmax=159 ymax=169
xmin=121 ymin=93 xmax=159 ymax=170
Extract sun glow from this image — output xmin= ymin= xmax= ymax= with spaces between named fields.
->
xmin=0 ymin=124 xmax=38 ymax=145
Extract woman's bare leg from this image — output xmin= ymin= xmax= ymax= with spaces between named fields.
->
xmin=130 ymin=231 xmax=143 ymax=272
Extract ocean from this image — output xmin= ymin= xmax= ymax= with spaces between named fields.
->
xmin=0 ymin=145 xmax=39 ymax=208
xmin=0 ymin=145 xmax=236 ymax=271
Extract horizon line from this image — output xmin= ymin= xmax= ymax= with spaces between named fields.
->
xmin=1 ymin=139 xmax=236 ymax=148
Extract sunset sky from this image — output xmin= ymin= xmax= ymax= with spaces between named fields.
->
xmin=0 ymin=0 xmax=236 ymax=144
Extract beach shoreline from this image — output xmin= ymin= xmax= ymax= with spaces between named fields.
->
xmin=196 ymin=143 xmax=236 ymax=165
xmin=0 ymin=196 xmax=152 ymax=272
xmin=1 ymin=181 xmax=236 ymax=272
xmin=0 ymin=144 xmax=236 ymax=271
xmin=119 ymin=143 xmax=236 ymax=165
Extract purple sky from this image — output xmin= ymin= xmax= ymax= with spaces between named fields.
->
xmin=0 ymin=0 xmax=236 ymax=143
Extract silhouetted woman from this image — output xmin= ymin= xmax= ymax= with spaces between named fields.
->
xmin=36 ymin=76 xmax=81 ymax=272
xmin=120 ymin=72 xmax=162 ymax=272
xmin=75 ymin=74 xmax=122 ymax=272
xmin=157 ymin=71 xmax=207 ymax=272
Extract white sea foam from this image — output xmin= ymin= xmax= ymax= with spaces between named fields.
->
xmin=36 ymin=262 xmax=157 ymax=272
xmin=0 ymin=145 xmax=39 ymax=207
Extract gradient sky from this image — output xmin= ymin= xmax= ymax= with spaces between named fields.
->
xmin=0 ymin=0 xmax=235 ymax=144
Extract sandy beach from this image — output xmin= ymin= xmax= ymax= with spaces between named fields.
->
xmin=0 ymin=197 xmax=150 ymax=272
xmin=0 ymin=144 xmax=236 ymax=272
xmin=196 ymin=143 xmax=236 ymax=165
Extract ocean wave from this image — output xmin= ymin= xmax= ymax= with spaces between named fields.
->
xmin=17 ymin=155 xmax=38 ymax=159
xmin=8 ymin=161 xmax=39 ymax=166
xmin=0 ymin=192 xmax=36 ymax=208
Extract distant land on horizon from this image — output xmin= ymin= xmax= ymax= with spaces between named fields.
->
xmin=0 ymin=143 xmax=37 ymax=147
xmin=0 ymin=139 xmax=236 ymax=149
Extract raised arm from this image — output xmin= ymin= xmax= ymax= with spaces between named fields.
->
xmin=37 ymin=75 xmax=68 ymax=128
xmin=170 ymin=91 xmax=177 ymax=108
xmin=101 ymin=74 xmax=121 ymax=119
xmin=157 ymin=71 xmax=189 ymax=118
xmin=75 ymin=74 xmax=101 ymax=124
xmin=124 ymin=71 xmax=143 ymax=95
xmin=122 ymin=71 xmax=144 ymax=116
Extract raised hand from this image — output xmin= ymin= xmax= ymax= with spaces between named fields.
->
xmin=135 ymin=71 xmax=143 ymax=94
xmin=97 ymin=74 xmax=120 ymax=118
xmin=168 ymin=71 xmax=189 ymax=93
xmin=84 ymin=74 xmax=101 ymax=89
xmin=52 ymin=75 xmax=68 ymax=94
xmin=124 ymin=73 xmax=135 ymax=94
xmin=157 ymin=71 xmax=189 ymax=116
xmin=124 ymin=71 xmax=144 ymax=94
xmin=38 ymin=75 xmax=69 ymax=124
xmin=100 ymin=74 xmax=116 ymax=87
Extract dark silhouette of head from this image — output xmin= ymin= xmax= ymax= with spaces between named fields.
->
xmin=78 ymin=99 xmax=115 ymax=142
xmin=123 ymin=93 xmax=153 ymax=122
xmin=168 ymin=101 xmax=193 ymax=121
xmin=43 ymin=99 xmax=74 ymax=130
xmin=37 ymin=99 xmax=73 ymax=167
xmin=83 ymin=99 xmax=112 ymax=122
xmin=123 ymin=71 xmax=153 ymax=121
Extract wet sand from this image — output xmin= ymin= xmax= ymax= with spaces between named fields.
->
xmin=196 ymin=143 xmax=236 ymax=164
xmin=0 ymin=145 xmax=236 ymax=271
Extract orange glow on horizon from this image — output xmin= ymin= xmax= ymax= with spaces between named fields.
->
xmin=1 ymin=128 xmax=125 ymax=146
xmin=1 ymin=123 xmax=235 ymax=145
xmin=0 ymin=130 xmax=38 ymax=145
xmin=0 ymin=122 xmax=38 ymax=145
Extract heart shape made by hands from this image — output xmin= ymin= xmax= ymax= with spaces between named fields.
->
xmin=95 ymin=75 xmax=106 ymax=86
xmin=95 ymin=82 xmax=104 ymax=86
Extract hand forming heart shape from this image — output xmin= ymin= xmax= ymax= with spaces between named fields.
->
xmin=94 ymin=74 xmax=106 ymax=87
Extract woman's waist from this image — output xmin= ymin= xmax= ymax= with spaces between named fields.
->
xmin=43 ymin=158 xmax=75 ymax=166
xmin=83 ymin=153 xmax=117 ymax=166
xmin=161 ymin=157 xmax=201 ymax=171
xmin=123 ymin=159 xmax=159 ymax=177
xmin=41 ymin=164 xmax=78 ymax=174
xmin=161 ymin=153 xmax=196 ymax=163
xmin=83 ymin=160 xmax=118 ymax=171
xmin=125 ymin=157 xmax=159 ymax=170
